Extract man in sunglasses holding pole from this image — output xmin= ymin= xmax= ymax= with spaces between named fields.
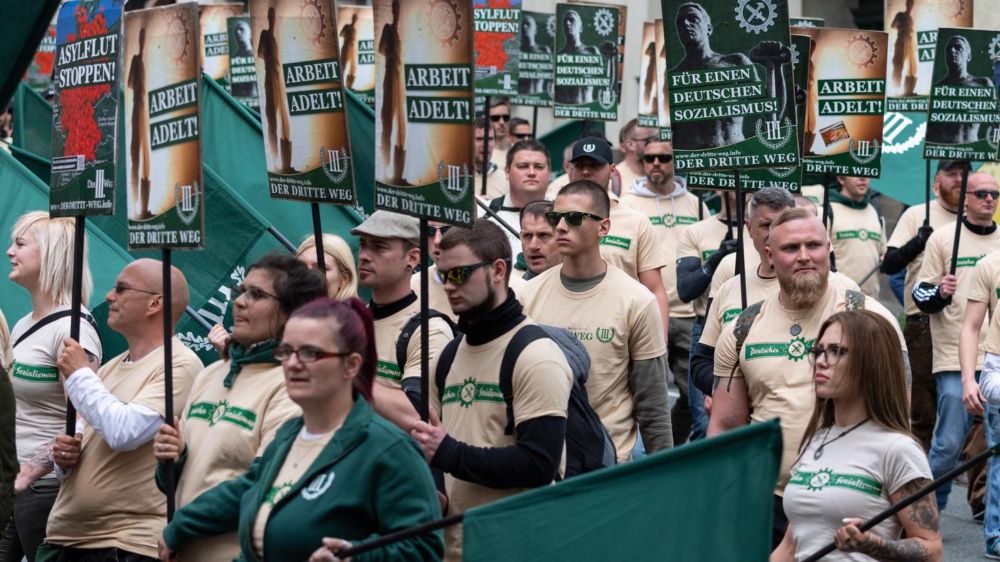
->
xmin=913 ymin=171 xmax=1000 ymax=515
xmin=352 ymin=211 xmax=456 ymax=430
xmin=488 ymin=98 xmax=513 ymax=167
xmin=520 ymin=180 xmax=673 ymax=461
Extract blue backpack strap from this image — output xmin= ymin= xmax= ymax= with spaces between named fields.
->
xmin=498 ymin=325 xmax=548 ymax=436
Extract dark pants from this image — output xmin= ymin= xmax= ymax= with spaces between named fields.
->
xmin=905 ymin=314 xmax=936 ymax=451
xmin=669 ymin=316 xmax=694 ymax=445
xmin=687 ymin=319 xmax=709 ymax=441
xmin=772 ymin=494 xmax=788 ymax=550
xmin=36 ymin=543 xmax=156 ymax=562
xmin=0 ymin=478 xmax=59 ymax=562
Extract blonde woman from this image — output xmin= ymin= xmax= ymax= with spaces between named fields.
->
xmin=2 ymin=211 xmax=102 ymax=562
xmin=295 ymin=233 xmax=357 ymax=300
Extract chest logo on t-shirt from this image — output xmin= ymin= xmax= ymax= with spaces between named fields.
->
xmin=187 ymin=400 xmax=258 ymax=432
xmin=744 ymin=337 xmax=814 ymax=362
xmin=265 ymin=480 xmax=294 ymax=506
xmin=302 ymin=472 xmax=335 ymax=500
xmin=443 ymin=378 xmax=504 ymax=408
xmin=789 ymin=467 xmax=883 ymax=497
xmin=650 ymin=214 xmax=697 ymax=228
xmin=10 ymin=362 xmax=59 ymax=383
xmin=956 ymin=255 xmax=984 ymax=268
xmin=834 ymin=229 xmax=880 ymax=243
xmin=599 ymin=235 xmax=631 ymax=250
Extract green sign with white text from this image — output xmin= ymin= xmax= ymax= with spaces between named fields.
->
xmin=553 ymin=3 xmax=622 ymax=121
xmin=474 ymin=0 xmax=521 ymax=97
xmin=514 ymin=11 xmax=554 ymax=107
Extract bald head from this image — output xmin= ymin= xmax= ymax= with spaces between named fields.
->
xmin=126 ymin=259 xmax=189 ymax=326
xmin=793 ymin=195 xmax=817 ymax=216
xmin=965 ymin=172 xmax=1000 ymax=224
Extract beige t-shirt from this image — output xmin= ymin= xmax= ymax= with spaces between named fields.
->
xmin=713 ymin=286 xmax=905 ymax=492
xmin=678 ymin=216 xmax=744 ymax=316
xmin=971 ymin=252 xmax=1000 ymax=355
xmin=520 ymin=264 xmax=666 ymax=459
xmin=617 ymin=164 xmax=641 ymax=196
xmin=886 ymin=200 xmax=957 ymax=316
xmin=411 ymin=266 xmax=459 ymax=322
xmin=784 ymin=423 xmax=932 ymax=562
xmin=429 ymin=318 xmax=572 ymax=562
xmin=916 ymin=223 xmax=1000 ymax=372
xmin=545 ymin=173 xmax=571 ymax=200
xmin=829 ymin=201 xmax=885 ymax=299
xmin=801 ymin=184 xmax=825 ymax=205
xmin=175 ymin=359 xmax=301 ymax=562
xmin=46 ymin=341 xmax=202 ymax=557
xmin=372 ymin=295 xmax=454 ymax=389
xmin=474 ymin=166 xmax=508 ymax=200
xmin=599 ymin=196 xmax=668 ymax=281
xmin=9 ymin=308 xmax=102 ymax=470
xmin=620 ymin=189 xmax=709 ymax=317
xmin=708 ymin=242 xmax=762 ymax=299
xmin=253 ymin=427 xmax=334 ymax=557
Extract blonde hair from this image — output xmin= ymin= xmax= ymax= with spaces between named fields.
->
xmin=11 ymin=211 xmax=92 ymax=307
xmin=296 ymin=234 xmax=357 ymax=300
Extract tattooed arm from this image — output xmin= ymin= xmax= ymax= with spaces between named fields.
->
xmin=13 ymin=443 xmax=55 ymax=493
xmin=834 ymin=478 xmax=942 ymax=562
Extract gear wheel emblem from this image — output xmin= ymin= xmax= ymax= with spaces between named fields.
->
xmin=299 ymin=0 xmax=328 ymax=45
xmin=736 ymin=0 xmax=777 ymax=35
xmin=790 ymin=42 xmax=800 ymax=66
xmin=846 ymin=34 xmax=878 ymax=68
xmin=807 ymin=468 xmax=834 ymax=491
xmin=459 ymin=378 xmax=476 ymax=408
xmin=938 ymin=0 xmax=965 ymax=18
xmin=427 ymin=0 xmax=463 ymax=47
xmin=593 ymin=8 xmax=614 ymax=37
xmin=989 ymin=34 xmax=1000 ymax=60
xmin=166 ymin=10 xmax=192 ymax=65
xmin=786 ymin=336 xmax=809 ymax=362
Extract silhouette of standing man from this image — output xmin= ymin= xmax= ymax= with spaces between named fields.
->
xmin=258 ymin=7 xmax=294 ymax=173
xmin=890 ymin=0 xmax=919 ymax=96
xmin=379 ymin=0 xmax=407 ymax=184
xmin=340 ymin=13 xmax=358 ymax=90
xmin=127 ymin=28 xmax=151 ymax=219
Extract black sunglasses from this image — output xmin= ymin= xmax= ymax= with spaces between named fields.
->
xmin=970 ymin=190 xmax=1000 ymax=200
xmin=544 ymin=210 xmax=605 ymax=228
xmin=513 ymin=132 xmax=533 ymax=140
xmin=642 ymin=153 xmax=673 ymax=164
xmin=425 ymin=225 xmax=452 ymax=237
xmin=112 ymin=283 xmax=161 ymax=296
xmin=436 ymin=261 xmax=494 ymax=286
xmin=490 ymin=114 xmax=511 ymax=122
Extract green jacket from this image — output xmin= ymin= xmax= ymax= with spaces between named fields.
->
xmin=0 ymin=368 xmax=14 ymax=529
xmin=163 ymin=397 xmax=443 ymax=562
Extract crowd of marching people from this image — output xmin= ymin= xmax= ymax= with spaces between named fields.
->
xmin=9 ymin=97 xmax=1000 ymax=561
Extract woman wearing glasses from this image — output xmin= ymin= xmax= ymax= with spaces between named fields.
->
xmin=159 ymin=298 xmax=443 ymax=562
xmin=153 ymin=254 xmax=326 ymax=562
xmin=2 ymin=212 xmax=102 ymax=562
xmin=772 ymin=310 xmax=942 ymax=562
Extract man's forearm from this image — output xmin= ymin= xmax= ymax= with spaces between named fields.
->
xmin=629 ymin=355 xmax=673 ymax=452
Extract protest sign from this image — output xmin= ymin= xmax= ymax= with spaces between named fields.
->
xmin=662 ymin=0 xmax=800 ymax=172
xmin=923 ymin=27 xmax=1000 ymax=162
xmin=514 ymin=10 xmax=554 ymax=107
xmin=200 ymin=3 xmax=243 ymax=89
xmin=885 ymin=0 xmax=972 ymax=107
xmin=373 ymin=0 xmax=475 ymax=226
xmin=639 ymin=21 xmax=658 ymax=128
xmin=227 ymin=16 xmax=259 ymax=110
xmin=796 ymin=26 xmax=888 ymax=178
xmin=249 ymin=0 xmax=356 ymax=204
xmin=337 ymin=4 xmax=376 ymax=108
xmin=25 ymin=18 xmax=58 ymax=94
xmin=50 ymin=0 xmax=120 ymax=217
xmin=474 ymin=0 xmax=520 ymax=97
xmin=124 ymin=3 xmax=205 ymax=249
xmin=655 ymin=18 xmax=671 ymax=141
xmin=553 ymin=2 xmax=623 ymax=121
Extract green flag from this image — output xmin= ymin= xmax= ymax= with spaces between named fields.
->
xmin=462 ymin=420 xmax=782 ymax=561
xmin=0 ymin=1 xmax=61 ymax=108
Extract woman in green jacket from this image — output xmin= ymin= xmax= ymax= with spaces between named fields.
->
xmin=160 ymin=298 xmax=444 ymax=561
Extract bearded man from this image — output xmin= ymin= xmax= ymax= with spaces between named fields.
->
xmin=708 ymin=207 xmax=908 ymax=548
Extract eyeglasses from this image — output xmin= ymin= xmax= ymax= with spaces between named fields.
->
xmin=274 ymin=344 xmax=350 ymax=364
xmin=513 ymin=132 xmax=533 ymax=140
xmin=807 ymin=344 xmax=850 ymax=365
xmin=490 ymin=114 xmax=511 ymax=123
xmin=112 ymin=283 xmax=161 ymax=296
xmin=642 ymin=153 xmax=674 ymax=164
xmin=970 ymin=190 xmax=1000 ymax=200
xmin=544 ymin=210 xmax=605 ymax=228
xmin=425 ymin=224 xmax=452 ymax=237
xmin=436 ymin=260 xmax=494 ymax=286
xmin=234 ymin=283 xmax=278 ymax=303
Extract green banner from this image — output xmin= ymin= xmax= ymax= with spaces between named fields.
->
xmin=373 ymin=0 xmax=475 ymax=226
xmin=923 ymin=28 xmax=1000 ymax=162
xmin=662 ymin=0 xmax=799 ymax=172
xmin=654 ymin=18 xmax=672 ymax=141
xmin=797 ymin=27 xmax=888 ymax=178
xmin=49 ymin=0 xmax=121 ymax=218
xmin=227 ymin=16 xmax=259 ymax=111
xmin=336 ymin=5 xmax=375 ymax=108
xmin=686 ymin=166 xmax=801 ymax=193
xmin=462 ymin=420 xmax=782 ymax=561
xmin=474 ymin=0 xmax=521 ymax=97
xmin=514 ymin=10 xmax=554 ymax=107
xmin=789 ymin=17 xmax=823 ymax=27
xmin=553 ymin=3 xmax=623 ymax=121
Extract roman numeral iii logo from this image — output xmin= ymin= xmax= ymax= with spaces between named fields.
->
xmin=179 ymin=184 xmax=195 ymax=212
xmin=175 ymin=182 xmax=200 ymax=225
xmin=320 ymin=146 xmax=351 ymax=183
xmin=87 ymin=169 xmax=112 ymax=199
xmin=326 ymin=149 xmax=343 ymax=173
xmin=764 ymin=119 xmax=782 ymax=142
xmin=855 ymin=140 xmax=872 ymax=157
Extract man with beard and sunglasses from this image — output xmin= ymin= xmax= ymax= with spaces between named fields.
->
xmin=914 ymin=171 xmax=1000 ymax=515
xmin=882 ymin=160 xmax=967 ymax=451
xmin=520 ymin=180 xmax=672 ymax=461
xmin=710 ymin=207 xmax=906 ymax=547
xmin=409 ymin=220 xmax=572 ymax=561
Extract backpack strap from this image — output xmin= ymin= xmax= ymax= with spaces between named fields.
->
xmin=498 ymin=325 xmax=548 ymax=436
xmin=726 ymin=300 xmax=764 ymax=392
xmin=396 ymin=310 xmax=456 ymax=373
xmin=14 ymin=310 xmax=98 ymax=349
xmin=845 ymin=289 xmax=866 ymax=311
xmin=489 ymin=196 xmax=505 ymax=213
xmin=434 ymin=335 xmax=464 ymax=403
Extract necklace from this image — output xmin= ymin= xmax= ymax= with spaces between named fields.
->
xmin=778 ymin=294 xmax=805 ymax=336
xmin=813 ymin=418 xmax=870 ymax=460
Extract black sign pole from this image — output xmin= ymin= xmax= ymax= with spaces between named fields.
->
xmin=162 ymin=249 xmax=176 ymax=520
xmin=480 ymin=96 xmax=492 ymax=196
xmin=418 ymin=221 xmax=430 ymax=423
xmin=310 ymin=202 xmax=327 ymax=272
xmin=734 ymin=170 xmax=747 ymax=309
xmin=924 ymin=160 xmax=932 ymax=228
xmin=65 ymin=216 xmax=85 ymax=435
xmin=949 ymin=165 xmax=971 ymax=275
